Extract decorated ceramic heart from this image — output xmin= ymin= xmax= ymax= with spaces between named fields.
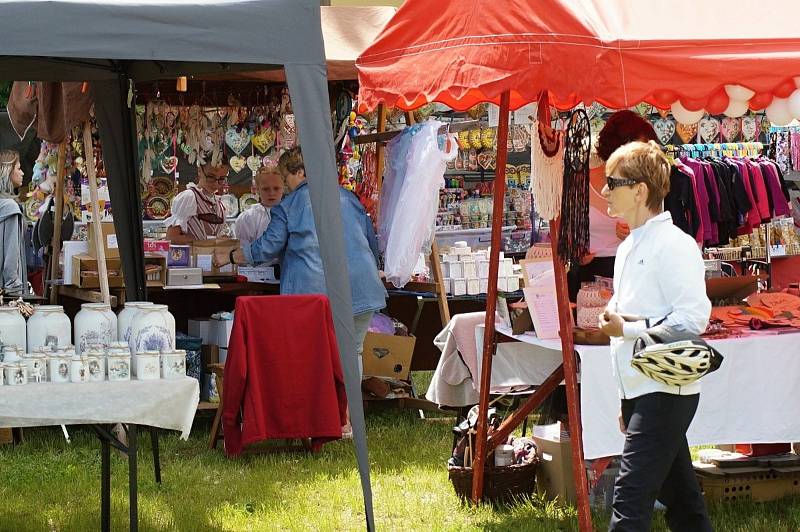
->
xmin=477 ymin=151 xmax=492 ymax=170
xmin=676 ymin=122 xmax=699 ymax=144
xmin=699 ymin=117 xmax=720 ymax=143
xmin=741 ymin=116 xmax=758 ymax=141
xmin=225 ymin=127 xmax=250 ymax=155
xmin=653 ymin=118 xmax=676 ymax=145
xmin=229 ymin=155 xmax=247 ymax=173
xmin=633 ymin=102 xmax=652 ymax=117
xmin=246 ymin=155 xmax=261 ymax=174
xmin=262 ymin=153 xmax=279 ymax=167
xmin=720 ymin=117 xmax=741 ymax=142
xmin=251 ymin=128 xmax=275 ymax=154
xmin=656 ymin=107 xmax=670 ymax=119
xmin=585 ymin=102 xmax=606 ymax=120
xmin=161 ymin=156 xmax=178 ymax=174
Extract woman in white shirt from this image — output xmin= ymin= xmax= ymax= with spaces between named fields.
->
xmin=165 ymin=162 xmax=228 ymax=243
xmin=233 ymin=167 xmax=284 ymax=250
xmin=599 ymin=141 xmax=712 ymax=532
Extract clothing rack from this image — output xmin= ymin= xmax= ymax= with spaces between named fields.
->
xmin=353 ymin=119 xmax=481 ymax=145
xmin=665 ymin=142 xmax=767 ymax=159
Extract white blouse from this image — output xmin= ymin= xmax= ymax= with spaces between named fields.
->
xmin=164 ymin=183 xmax=224 ymax=240
xmin=234 ymin=203 xmax=271 ymax=249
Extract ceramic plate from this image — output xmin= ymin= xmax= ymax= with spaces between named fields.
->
xmin=239 ymin=193 xmax=259 ymax=212
xmin=220 ymin=193 xmax=239 ymax=218
xmin=145 ymin=196 xmax=171 ymax=220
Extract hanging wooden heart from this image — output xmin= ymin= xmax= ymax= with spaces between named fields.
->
xmin=741 ymin=116 xmax=758 ymax=141
xmin=676 ymin=122 xmax=699 ymax=144
xmin=246 ymin=155 xmax=261 ymax=174
xmin=225 ymin=127 xmax=250 ymax=155
xmin=262 ymin=153 xmax=279 ymax=167
xmin=229 ymin=155 xmax=247 ymax=173
xmin=653 ymin=118 xmax=676 ymax=145
xmin=699 ymin=117 xmax=720 ymax=143
xmin=251 ymin=128 xmax=275 ymax=154
xmin=720 ymin=117 xmax=741 ymax=142
xmin=633 ymin=102 xmax=652 ymax=117
xmin=161 ymin=156 xmax=178 ymax=174
xmin=477 ymin=151 xmax=492 ymax=170
xmin=656 ymin=107 xmax=670 ymax=119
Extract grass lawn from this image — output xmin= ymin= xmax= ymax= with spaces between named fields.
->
xmin=3 ymin=404 xmax=800 ymax=530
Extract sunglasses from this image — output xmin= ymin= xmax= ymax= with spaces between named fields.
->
xmin=605 ymin=175 xmax=640 ymax=190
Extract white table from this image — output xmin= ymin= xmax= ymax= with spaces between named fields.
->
xmin=488 ymin=327 xmax=800 ymax=460
xmin=0 ymin=377 xmax=200 ymax=531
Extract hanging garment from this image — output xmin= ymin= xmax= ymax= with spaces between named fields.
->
xmin=674 ymin=159 xmax=704 ymax=243
xmin=743 ymin=160 xmax=772 ymax=221
xmin=381 ymin=121 xmax=457 ymax=287
xmin=378 ymin=123 xmax=423 ymax=252
xmin=222 ymin=295 xmax=347 ymax=456
xmin=664 ymin=165 xmax=700 ymax=238
xmin=759 ymin=161 xmax=791 ymax=218
xmin=680 ymin=157 xmax=713 ymax=245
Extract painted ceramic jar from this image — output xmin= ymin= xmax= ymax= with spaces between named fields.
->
xmin=48 ymin=353 xmax=71 ymax=383
xmin=70 ymin=355 xmax=89 ymax=383
xmin=84 ymin=347 xmax=107 ymax=382
xmin=4 ymin=362 xmax=28 ymax=386
xmin=107 ymin=352 xmax=132 ymax=381
xmin=116 ymin=301 xmax=154 ymax=345
xmin=161 ymin=350 xmax=187 ymax=380
xmin=23 ymin=353 xmax=48 ymax=383
xmin=135 ymin=350 xmax=161 ymax=380
xmin=0 ymin=307 xmax=26 ymax=351
xmin=129 ymin=305 xmax=175 ymax=355
xmin=0 ymin=345 xmax=23 ymax=364
xmin=27 ymin=305 xmax=71 ymax=351
xmin=74 ymin=303 xmax=117 ymax=354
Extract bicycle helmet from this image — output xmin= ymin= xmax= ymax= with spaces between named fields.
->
xmin=631 ymin=325 xmax=723 ymax=387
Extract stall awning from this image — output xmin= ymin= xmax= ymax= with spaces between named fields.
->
xmin=357 ymin=0 xmax=800 ymax=112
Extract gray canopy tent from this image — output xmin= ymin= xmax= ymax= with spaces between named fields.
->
xmin=0 ymin=0 xmax=375 ymax=529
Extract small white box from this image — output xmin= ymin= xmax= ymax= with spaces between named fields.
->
xmin=507 ymin=276 xmax=520 ymax=292
xmin=449 ymin=261 xmax=465 ymax=279
xmin=452 ymin=278 xmax=467 ymax=296
xmin=479 ymin=278 xmax=489 ymax=294
xmin=462 ymin=259 xmax=477 ymax=278
xmin=63 ymin=240 xmax=90 ymax=284
xmin=440 ymin=262 xmax=451 ymax=278
xmin=466 ymin=278 xmax=480 ymax=295
xmin=209 ymin=317 xmax=234 ymax=348
xmin=478 ymin=259 xmax=490 ymax=279
xmin=443 ymin=253 xmax=459 ymax=263
xmin=501 ymin=258 xmax=514 ymax=277
xmin=443 ymin=277 xmax=453 ymax=294
xmin=188 ymin=318 xmax=211 ymax=344
xmin=498 ymin=277 xmax=509 ymax=292
xmin=474 ymin=251 xmax=488 ymax=261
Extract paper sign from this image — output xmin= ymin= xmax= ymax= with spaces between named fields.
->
xmin=195 ymin=254 xmax=213 ymax=272
xmin=769 ymin=245 xmax=787 ymax=257
xmin=497 ymin=295 xmax=512 ymax=328
xmin=106 ymin=234 xmax=118 ymax=249
xmin=523 ymin=285 xmax=561 ymax=339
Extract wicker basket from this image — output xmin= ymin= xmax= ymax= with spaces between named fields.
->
xmin=448 ymin=459 xmax=539 ymax=504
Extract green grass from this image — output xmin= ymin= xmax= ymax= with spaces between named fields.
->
xmin=2 ymin=408 xmax=800 ymax=531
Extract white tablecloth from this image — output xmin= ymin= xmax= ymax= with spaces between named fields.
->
xmin=489 ymin=328 xmax=800 ymax=459
xmin=0 ymin=377 xmax=200 ymax=439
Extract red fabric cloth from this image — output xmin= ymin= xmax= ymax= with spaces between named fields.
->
xmin=357 ymin=0 xmax=800 ymax=112
xmin=222 ymin=295 xmax=347 ymax=456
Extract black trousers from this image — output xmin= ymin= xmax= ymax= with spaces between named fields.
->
xmin=609 ymin=392 xmax=713 ymax=532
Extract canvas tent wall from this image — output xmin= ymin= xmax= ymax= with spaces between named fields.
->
xmin=0 ymin=1 xmax=375 ymax=529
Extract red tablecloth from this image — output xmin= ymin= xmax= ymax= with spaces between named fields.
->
xmin=222 ymin=295 xmax=347 ymax=455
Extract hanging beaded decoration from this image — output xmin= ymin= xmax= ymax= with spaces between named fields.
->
xmin=558 ymin=108 xmax=591 ymax=264
xmin=531 ymin=91 xmax=565 ymax=221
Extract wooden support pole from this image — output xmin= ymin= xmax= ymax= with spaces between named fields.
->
xmin=83 ymin=121 xmax=111 ymax=305
xmin=429 ymin=241 xmax=451 ymax=326
xmin=549 ymin=217 xmax=592 ymax=532
xmin=471 ymin=90 xmax=511 ymax=502
xmin=48 ymin=142 xmax=67 ymax=304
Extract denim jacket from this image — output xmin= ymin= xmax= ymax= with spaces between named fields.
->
xmin=244 ymin=181 xmax=387 ymax=315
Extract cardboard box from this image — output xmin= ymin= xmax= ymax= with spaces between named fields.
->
xmin=237 ymin=265 xmax=277 ymax=283
xmin=144 ymin=239 xmax=170 ymax=260
xmin=144 ymin=253 xmax=167 ymax=287
xmin=695 ymin=462 xmax=800 ymax=502
xmin=191 ymin=238 xmax=239 ymax=276
xmin=533 ymin=424 xmax=576 ymax=503
xmin=87 ymin=222 xmax=119 ymax=259
xmin=188 ymin=318 xmax=211 ymax=344
xmin=71 ymin=253 xmax=125 ymax=288
xmin=361 ymin=332 xmax=416 ymax=380
xmin=209 ymin=317 xmax=234 ymax=348
xmin=62 ymin=240 xmax=89 ymax=282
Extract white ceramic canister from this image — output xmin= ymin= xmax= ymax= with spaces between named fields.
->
xmin=23 ymin=353 xmax=48 ymax=383
xmin=0 ymin=306 xmax=27 ymax=351
xmin=74 ymin=303 xmax=117 ymax=354
xmin=116 ymin=301 xmax=154 ymax=345
xmin=84 ymin=347 xmax=107 ymax=382
xmin=48 ymin=353 xmax=72 ymax=383
xmin=70 ymin=355 xmax=89 ymax=383
xmin=161 ymin=350 xmax=187 ymax=380
xmin=0 ymin=345 xmax=23 ymax=363
xmin=135 ymin=350 xmax=161 ymax=380
xmin=0 ymin=363 xmax=4 ymax=385
xmin=129 ymin=304 xmax=175 ymax=354
xmin=26 ymin=305 xmax=71 ymax=352
xmin=4 ymin=362 xmax=28 ymax=386
xmin=107 ymin=352 xmax=132 ymax=381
